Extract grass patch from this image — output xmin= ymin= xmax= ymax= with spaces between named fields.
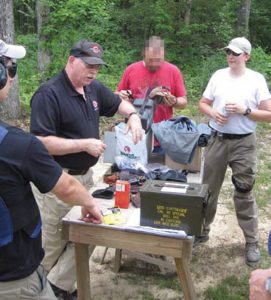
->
xmin=203 ymin=275 xmax=249 ymax=300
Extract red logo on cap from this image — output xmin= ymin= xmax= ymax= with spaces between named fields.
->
xmin=124 ymin=146 xmax=131 ymax=153
xmin=91 ymin=46 xmax=100 ymax=54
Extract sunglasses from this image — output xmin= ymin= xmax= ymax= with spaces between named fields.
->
xmin=6 ymin=63 xmax=17 ymax=78
xmin=225 ymin=49 xmax=242 ymax=57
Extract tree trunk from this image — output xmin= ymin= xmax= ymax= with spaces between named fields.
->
xmin=36 ymin=0 xmax=51 ymax=82
xmin=236 ymin=0 xmax=251 ymax=36
xmin=184 ymin=0 xmax=193 ymax=26
xmin=0 ymin=0 xmax=21 ymax=120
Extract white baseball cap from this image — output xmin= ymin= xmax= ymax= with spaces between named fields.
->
xmin=225 ymin=37 xmax=252 ymax=54
xmin=0 ymin=39 xmax=26 ymax=59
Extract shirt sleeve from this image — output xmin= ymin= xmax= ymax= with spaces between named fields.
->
xmin=256 ymin=74 xmax=271 ymax=103
xmin=97 ymin=81 xmax=121 ymax=117
xmin=30 ymin=89 xmax=60 ymax=136
xmin=202 ymin=72 xmax=217 ymax=101
xmin=172 ymin=66 xmax=187 ymax=97
xmin=22 ymin=135 xmax=62 ymax=193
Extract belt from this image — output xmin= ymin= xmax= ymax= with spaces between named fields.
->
xmin=212 ymin=130 xmax=252 ymax=140
xmin=65 ymin=168 xmax=89 ymax=175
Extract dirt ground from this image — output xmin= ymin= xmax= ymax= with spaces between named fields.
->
xmin=87 ymin=132 xmax=271 ymax=300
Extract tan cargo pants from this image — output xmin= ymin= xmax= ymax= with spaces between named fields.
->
xmin=0 ymin=265 xmax=57 ymax=300
xmin=202 ymin=133 xmax=258 ymax=243
xmin=31 ymin=168 xmax=94 ymax=293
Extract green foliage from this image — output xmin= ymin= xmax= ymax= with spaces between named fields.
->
xmin=203 ymin=275 xmax=249 ymax=300
xmin=16 ymin=34 xmax=41 ymax=113
xmin=247 ymin=47 xmax=271 ymax=86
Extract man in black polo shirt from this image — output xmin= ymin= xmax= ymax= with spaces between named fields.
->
xmin=0 ymin=40 xmax=102 ymax=299
xmin=30 ymin=39 xmax=143 ymax=298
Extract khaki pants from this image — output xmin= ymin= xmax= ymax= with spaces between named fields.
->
xmin=202 ymin=133 xmax=258 ymax=243
xmin=31 ymin=168 xmax=94 ymax=292
xmin=0 ymin=265 xmax=57 ymax=300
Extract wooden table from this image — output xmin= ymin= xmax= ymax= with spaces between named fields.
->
xmin=62 ymin=203 xmax=196 ymax=300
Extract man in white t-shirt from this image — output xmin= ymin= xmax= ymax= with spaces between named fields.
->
xmin=197 ymin=37 xmax=271 ymax=266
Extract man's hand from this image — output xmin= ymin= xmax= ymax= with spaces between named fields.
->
xmin=81 ymin=204 xmax=102 ymax=224
xmin=118 ymin=90 xmax=133 ymax=102
xmin=126 ymin=113 xmax=143 ymax=144
xmin=249 ymin=268 xmax=271 ymax=300
xmin=83 ymin=138 xmax=106 ymax=157
xmin=211 ymin=109 xmax=229 ymax=126
xmin=225 ymin=103 xmax=246 ymax=115
xmin=163 ymin=93 xmax=177 ymax=107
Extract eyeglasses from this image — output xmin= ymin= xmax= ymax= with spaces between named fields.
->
xmin=6 ymin=63 xmax=17 ymax=78
xmin=225 ymin=49 xmax=242 ymax=57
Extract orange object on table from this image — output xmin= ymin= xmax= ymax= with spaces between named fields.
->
xmin=115 ymin=180 xmax=130 ymax=209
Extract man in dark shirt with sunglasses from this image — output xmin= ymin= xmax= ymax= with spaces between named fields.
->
xmin=0 ymin=40 xmax=103 ymax=299
xmin=30 ymin=39 xmax=143 ymax=299
xmin=197 ymin=37 xmax=271 ymax=266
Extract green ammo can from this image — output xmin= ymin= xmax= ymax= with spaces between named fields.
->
xmin=140 ymin=180 xmax=209 ymax=236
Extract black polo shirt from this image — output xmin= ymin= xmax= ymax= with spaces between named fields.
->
xmin=30 ymin=70 xmax=121 ymax=170
xmin=0 ymin=121 xmax=62 ymax=281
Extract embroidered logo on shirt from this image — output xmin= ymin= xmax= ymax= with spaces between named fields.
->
xmin=92 ymin=100 xmax=98 ymax=110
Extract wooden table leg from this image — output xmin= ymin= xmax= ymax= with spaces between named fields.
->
xmin=75 ymin=243 xmax=91 ymax=300
xmin=174 ymin=257 xmax=196 ymax=300
xmin=114 ymin=248 xmax=122 ymax=273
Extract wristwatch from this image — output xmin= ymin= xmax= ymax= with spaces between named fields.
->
xmin=243 ymin=107 xmax=252 ymax=116
xmin=128 ymin=111 xmax=139 ymax=119
xmin=266 ymin=277 xmax=271 ymax=293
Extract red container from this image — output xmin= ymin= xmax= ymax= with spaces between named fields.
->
xmin=115 ymin=180 xmax=130 ymax=209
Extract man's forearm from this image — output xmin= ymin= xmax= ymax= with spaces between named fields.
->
xmin=51 ymin=171 xmax=96 ymax=208
xmin=36 ymin=135 xmax=87 ymax=156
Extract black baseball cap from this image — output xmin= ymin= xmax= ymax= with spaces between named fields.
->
xmin=70 ymin=40 xmax=106 ymax=65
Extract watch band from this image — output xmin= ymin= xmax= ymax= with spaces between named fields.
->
xmin=243 ymin=107 xmax=251 ymax=116
xmin=128 ymin=111 xmax=139 ymax=119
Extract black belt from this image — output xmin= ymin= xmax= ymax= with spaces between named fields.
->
xmin=66 ymin=168 xmax=89 ymax=175
xmin=212 ymin=130 xmax=252 ymax=140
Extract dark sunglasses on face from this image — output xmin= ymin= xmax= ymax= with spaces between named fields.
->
xmin=225 ymin=49 xmax=242 ymax=57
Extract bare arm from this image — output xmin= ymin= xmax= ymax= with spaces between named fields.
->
xmin=117 ymin=100 xmax=143 ymax=144
xmin=199 ymin=96 xmax=228 ymax=126
xmin=225 ymin=98 xmax=271 ymax=122
xmin=51 ymin=171 xmax=102 ymax=223
xmin=36 ymin=135 xmax=106 ymax=157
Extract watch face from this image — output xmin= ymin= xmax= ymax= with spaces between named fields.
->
xmin=244 ymin=107 xmax=251 ymax=116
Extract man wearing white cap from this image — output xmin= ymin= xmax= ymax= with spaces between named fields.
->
xmin=0 ymin=39 xmax=103 ymax=299
xmin=197 ymin=37 xmax=271 ymax=266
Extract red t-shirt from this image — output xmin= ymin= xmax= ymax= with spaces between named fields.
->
xmin=117 ymin=61 xmax=186 ymax=123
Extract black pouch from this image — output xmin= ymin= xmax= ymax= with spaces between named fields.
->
xmin=92 ymin=186 xmax=115 ymax=199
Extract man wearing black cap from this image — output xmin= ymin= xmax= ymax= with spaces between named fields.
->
xmin=30 ymin=39 xmax=142 ymax=298
xmin=197 ymin=37 xmax=271 ymax=266
xmin=0 ymin=39 xmax=102 ymax=299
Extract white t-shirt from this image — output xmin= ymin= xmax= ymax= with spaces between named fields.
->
xmin=203 ymin=67 xmax=271 ymax=134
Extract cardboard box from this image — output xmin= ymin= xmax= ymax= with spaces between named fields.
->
xmin=140 ymin=180 xmax=209 ymax=236
xmin=165 ymin=147 xmax=202 ymax=173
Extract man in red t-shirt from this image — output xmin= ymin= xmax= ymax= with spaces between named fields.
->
xmin=116 ymin=36 xmax=187 ymax=151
